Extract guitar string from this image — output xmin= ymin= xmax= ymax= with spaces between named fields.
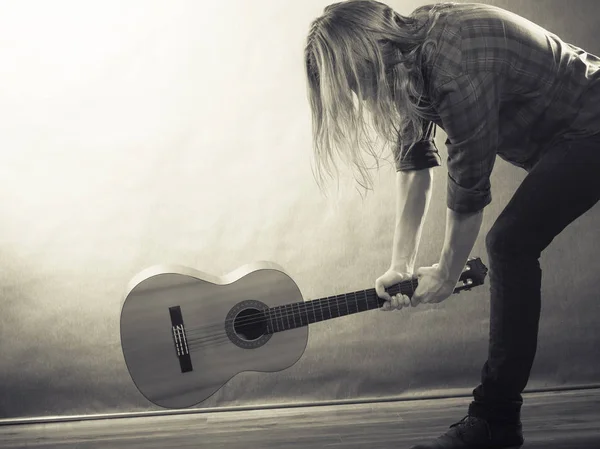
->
xmin=146 ymin=272 xmax=472 ymax=339
xmin=181 ymin=281 xmax=418 ymax=337
xmin=185 ymin=298 xmax=392 ymax=350
xmin=140 ymin=294 xmax=384 ymax=356
xmin=182 ymin=293 xmax=382 ymax=336
xmin=183 ymin=296 xmax=439 ymax=351
xmin=182 ymin=273 xmax=473 ymax=337
xmin=184 ymin=298 xmax=380 ymax=340
xmin=186 ymin=294 xmax=434 ymax=348
xmin=182 ymin=279 xmax=420 ymax=334
xmin=148 ymin=292 xmax=386 ymax=354
xmin=183 ymin=288 xmax=417 ymax=349
xmin=122 ymin=282 xmax=474 ymax=355
xmin=183 ymin=280 xmax=473 ymax=350
xmin=131 ymin=265 xmax=475 ymax=339
xmin=125 ymin=272 xmax=476 ymax=353
xmin=184 ymin=292 xmax=383 ymax=347
xmin=180 ymin=293 xmax=390 ymax=349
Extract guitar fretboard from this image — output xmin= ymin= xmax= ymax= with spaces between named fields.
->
xmin=266 ymin=279 xmax=418 ymax=333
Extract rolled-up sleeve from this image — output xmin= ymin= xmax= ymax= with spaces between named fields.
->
xmin=395 ymin=120 xmax=442 ymax=171
xmin=434 ymin=72 xmax=501 ymax=213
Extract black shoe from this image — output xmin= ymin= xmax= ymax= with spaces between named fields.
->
xmin=409 ymin=415 xmax=524 ymax=449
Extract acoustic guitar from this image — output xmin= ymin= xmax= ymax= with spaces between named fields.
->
xmin=120 ymin=257 xmax=488 ymax=409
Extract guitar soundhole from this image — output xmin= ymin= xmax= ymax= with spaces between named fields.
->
xmin=233 ymin=308 xmax=267 ymax=341
xmin=225 ymin=300 xmax=272 ymax=349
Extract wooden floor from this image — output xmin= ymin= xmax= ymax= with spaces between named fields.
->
xmin=1 ymin=388 xmax=599 ymax=448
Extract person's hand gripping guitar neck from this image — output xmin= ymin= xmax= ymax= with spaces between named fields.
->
xmin=375 ymin=169 xmax=483 ymax=310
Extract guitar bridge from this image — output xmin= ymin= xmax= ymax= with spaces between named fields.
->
xmin=169 ymin=306 xmax=193 ymax=373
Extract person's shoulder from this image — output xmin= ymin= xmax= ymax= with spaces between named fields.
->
xmin=441 ymin=2 xmax=511 ymax=21
xmin=434 ymin=2 xmax=518 ymax=33
xmin=419 ymin=3 xmax=517 ymax=93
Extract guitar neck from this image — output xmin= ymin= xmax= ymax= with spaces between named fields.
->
xmin=265 ymin=278 xmax=456 ymax=334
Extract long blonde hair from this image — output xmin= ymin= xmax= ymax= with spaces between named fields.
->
xmin=305 ymin=0 xmax=451 ymax=193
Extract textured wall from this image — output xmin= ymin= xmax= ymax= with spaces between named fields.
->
xmin=0 ymin=0 xmax=598 ymax=419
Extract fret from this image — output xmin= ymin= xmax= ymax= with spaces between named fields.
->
xmin=302 ymin=302 xmax=309 ymax=327
xmin=326 ymin=296 xmax=333 ymax=320
xmin=297 ymin=302 xmax=305 ymax=327
xmin=279 ymin=304 xmax=284 ymax=330
xmin=288 ymin=303 xmax=294 ymax=329
xmin=285 ymin=304 xmax=291 ymax=330
xmin=291 ymin=303 xmax=298 ymax=329
xmin=296 ymin=302 xmax=301 ymax=327
xmin=352 ymin=293 xmax=357 ymax=313
xmin=294 ymin=302 xmax=301 ymax=327
xmin=315 ymin=299 xmax=322 ymax=321
xmin=370 ymin=290 xmax=379 ymax=310
xmin=271 ymin=307 xmax=276 ymax=332
xmin=277 ymin=306 xmax=284 ymax=331
xmin=319 ymin=298 xmax=327 ymax=321
xmin=267 ymin=308 xmax=273 ymax=333
xmin=329 ymin=296 xmax=336 ymax=319
xmin=317 ymin=299 xmax=325 ymax=323
xmin=365 ymin=291 xmax=373 ymax=311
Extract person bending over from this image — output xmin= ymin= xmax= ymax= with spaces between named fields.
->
xmin=304 ymin=1 xmax=600 ymax=448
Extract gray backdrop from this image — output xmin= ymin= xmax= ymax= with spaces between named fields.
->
xmin=0 ymin=0 xmax=598 ymax=419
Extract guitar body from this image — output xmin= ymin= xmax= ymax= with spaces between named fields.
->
xmin=120 ymin=262 xmax=307 ymax=409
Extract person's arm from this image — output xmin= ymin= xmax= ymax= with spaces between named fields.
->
xmin=390 ymin=168 xmax=434 ymax=274
xmin=411 ymin=72 xmax=501 ymax=305
xmin=376 ymin=123 xmax=440 ymax=307
xmin=391 ymin=121 xmax=440 ymax=273
xmin=438 ymin=207 xmax=483 ymax=284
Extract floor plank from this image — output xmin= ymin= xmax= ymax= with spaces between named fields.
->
xmin=1 ymin=388 xmax=599 ymax=448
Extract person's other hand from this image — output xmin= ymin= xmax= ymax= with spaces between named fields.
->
xmin=411 ymin=264 xmax=456 ymax=306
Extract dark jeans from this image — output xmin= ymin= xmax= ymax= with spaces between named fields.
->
xmin=467 ymin=134 xmax=600 ymax=424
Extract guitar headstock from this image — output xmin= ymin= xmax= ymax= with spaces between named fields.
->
xmin=454 ymin=257 xmax=488 ymax=294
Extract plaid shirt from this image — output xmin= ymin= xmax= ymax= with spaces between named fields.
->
xmin=396 ymin=2 xmax=600 ymax=213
